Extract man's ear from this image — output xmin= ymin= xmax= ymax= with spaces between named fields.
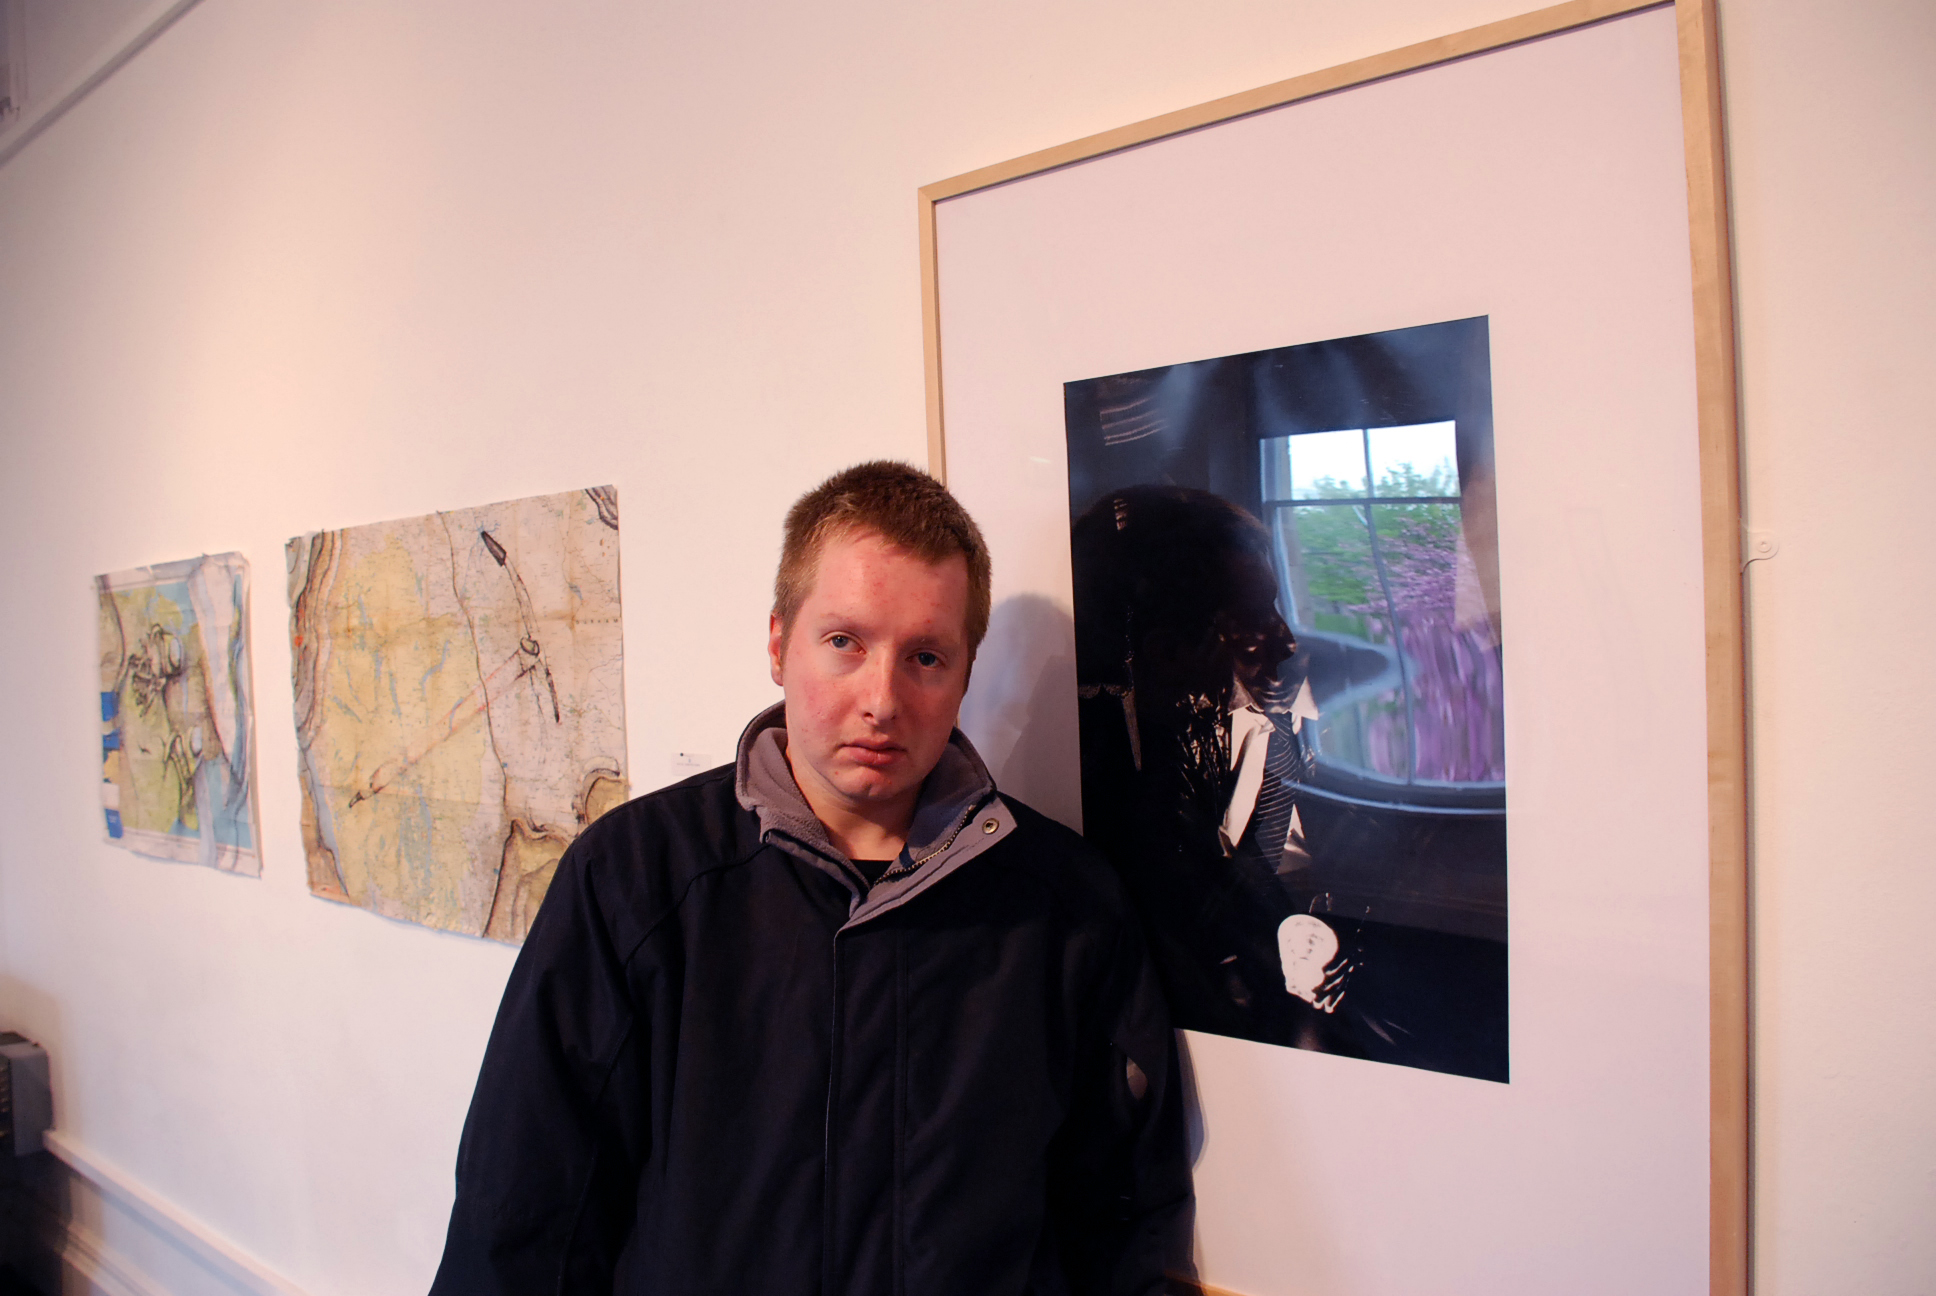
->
xmin=768 ymin=613 xmax=787 ymax=687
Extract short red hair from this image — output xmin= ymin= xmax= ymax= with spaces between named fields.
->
xmin=774 ymin=461 xmax=992 ymax=652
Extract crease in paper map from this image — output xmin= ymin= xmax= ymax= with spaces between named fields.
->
xmin=96 ymin=552 xmax=262 ymax=875
xmin=287 ymin=486 xmax=627 ymax=943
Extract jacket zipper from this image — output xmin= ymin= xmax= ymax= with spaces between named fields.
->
xmin=872 ymin=800 xmax=982 ymax=887
xmin=816 ymin=798 xmax=998 ymax=1286
xmin=822 ymin=797 xmax=993 ymax=1289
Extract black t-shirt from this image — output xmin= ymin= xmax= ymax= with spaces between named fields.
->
xmin=851 ymin=858 xmax=894 ymax=887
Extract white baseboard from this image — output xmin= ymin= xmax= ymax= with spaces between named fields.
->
xmin=41 ymin=1130 xmax=308 ymax=1296
xmin=54 ymin=1221 xmax=166 ymax=1296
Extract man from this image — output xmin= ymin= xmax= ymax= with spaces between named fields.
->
xmin=431 ymin=461 xmax=1193 ymax=1295
xmin=1071 ymin=485 xmax=1336 ymax=1047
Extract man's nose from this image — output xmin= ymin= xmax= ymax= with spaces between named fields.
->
xmin=858 ymin=653 xmax=901 ymax=722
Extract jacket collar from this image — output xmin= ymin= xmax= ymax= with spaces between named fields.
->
xmin=732 ymin=702 xmax=1016 ymax=922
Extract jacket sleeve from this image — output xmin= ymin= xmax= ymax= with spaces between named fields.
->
xmin=1048 ymin=917 xmax=1198 ymax=1296
xmin=429 ymin=838 xmax=652 ymax=1295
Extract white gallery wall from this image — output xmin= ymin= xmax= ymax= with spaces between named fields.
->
xmin=0 ymin=0 xmax=1928 ymax=1293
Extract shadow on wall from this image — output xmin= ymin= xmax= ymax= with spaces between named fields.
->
xmin=959 ymin=595 xmax=1082 ymax=830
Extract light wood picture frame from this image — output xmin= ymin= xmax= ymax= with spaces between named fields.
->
xmin=917 ymin=2 xmax=1745 ymax=1293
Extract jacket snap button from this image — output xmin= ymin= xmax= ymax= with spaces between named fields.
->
xmin=982 ymin=818 xmax=998 ymax=834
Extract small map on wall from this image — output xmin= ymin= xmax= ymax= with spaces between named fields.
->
xmin=287 ymin=487 xmax=627 ymax=943
xmin=96 ymin=553 xmax=261 ymax=875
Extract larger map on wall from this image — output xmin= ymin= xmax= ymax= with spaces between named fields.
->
xmin=96 ymin=552 xmax=261 ymax=875
xmin=287 ymin=487 xmax=627 ymax=943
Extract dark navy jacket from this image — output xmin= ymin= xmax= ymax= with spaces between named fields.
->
xmin=430 ymin=709 xmax=1193 ymax=1295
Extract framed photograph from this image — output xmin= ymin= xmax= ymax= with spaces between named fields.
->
xmin=921 ymin=1 xmax=1745 ymax=1293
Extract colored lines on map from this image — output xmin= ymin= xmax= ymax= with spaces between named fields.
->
xmin=287 ymin=487 xmax=628 ymax=943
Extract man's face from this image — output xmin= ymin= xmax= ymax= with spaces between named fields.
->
xmin=1140 ymin=545 xmax=1295 ymax=699
xmin=1217 ymin=549 xmax=1297 ymax=695
xmin=769 ymin=528 xmax=973 ymax=823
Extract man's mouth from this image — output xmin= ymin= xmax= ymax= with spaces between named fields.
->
xmin=842 ymin=739 xmax=905 ymax=768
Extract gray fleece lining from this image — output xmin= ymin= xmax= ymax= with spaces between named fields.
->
xmin=732 ymin=703 xmax=1018 ymax=926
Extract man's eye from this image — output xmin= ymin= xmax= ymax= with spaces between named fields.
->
xmin=914 ymin=651 xmax=941 ymax=668
xmin=829 ymin=634 xmax=854 ymax=650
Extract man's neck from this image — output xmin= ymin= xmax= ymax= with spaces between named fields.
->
xmin=785 ymin=750 xmax=919 ymax=861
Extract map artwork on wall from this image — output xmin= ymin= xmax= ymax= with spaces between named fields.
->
xmin=1066 ymin=318 xmax=1508 ymax=1082
xmin=96 ymin=552 xmax=261 ymax=875
xmin=287 ymin=486 xmax=627 ymax=943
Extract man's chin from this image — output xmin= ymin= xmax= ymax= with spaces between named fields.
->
xmin=828 ymin=764 xmax=924 ymax=805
